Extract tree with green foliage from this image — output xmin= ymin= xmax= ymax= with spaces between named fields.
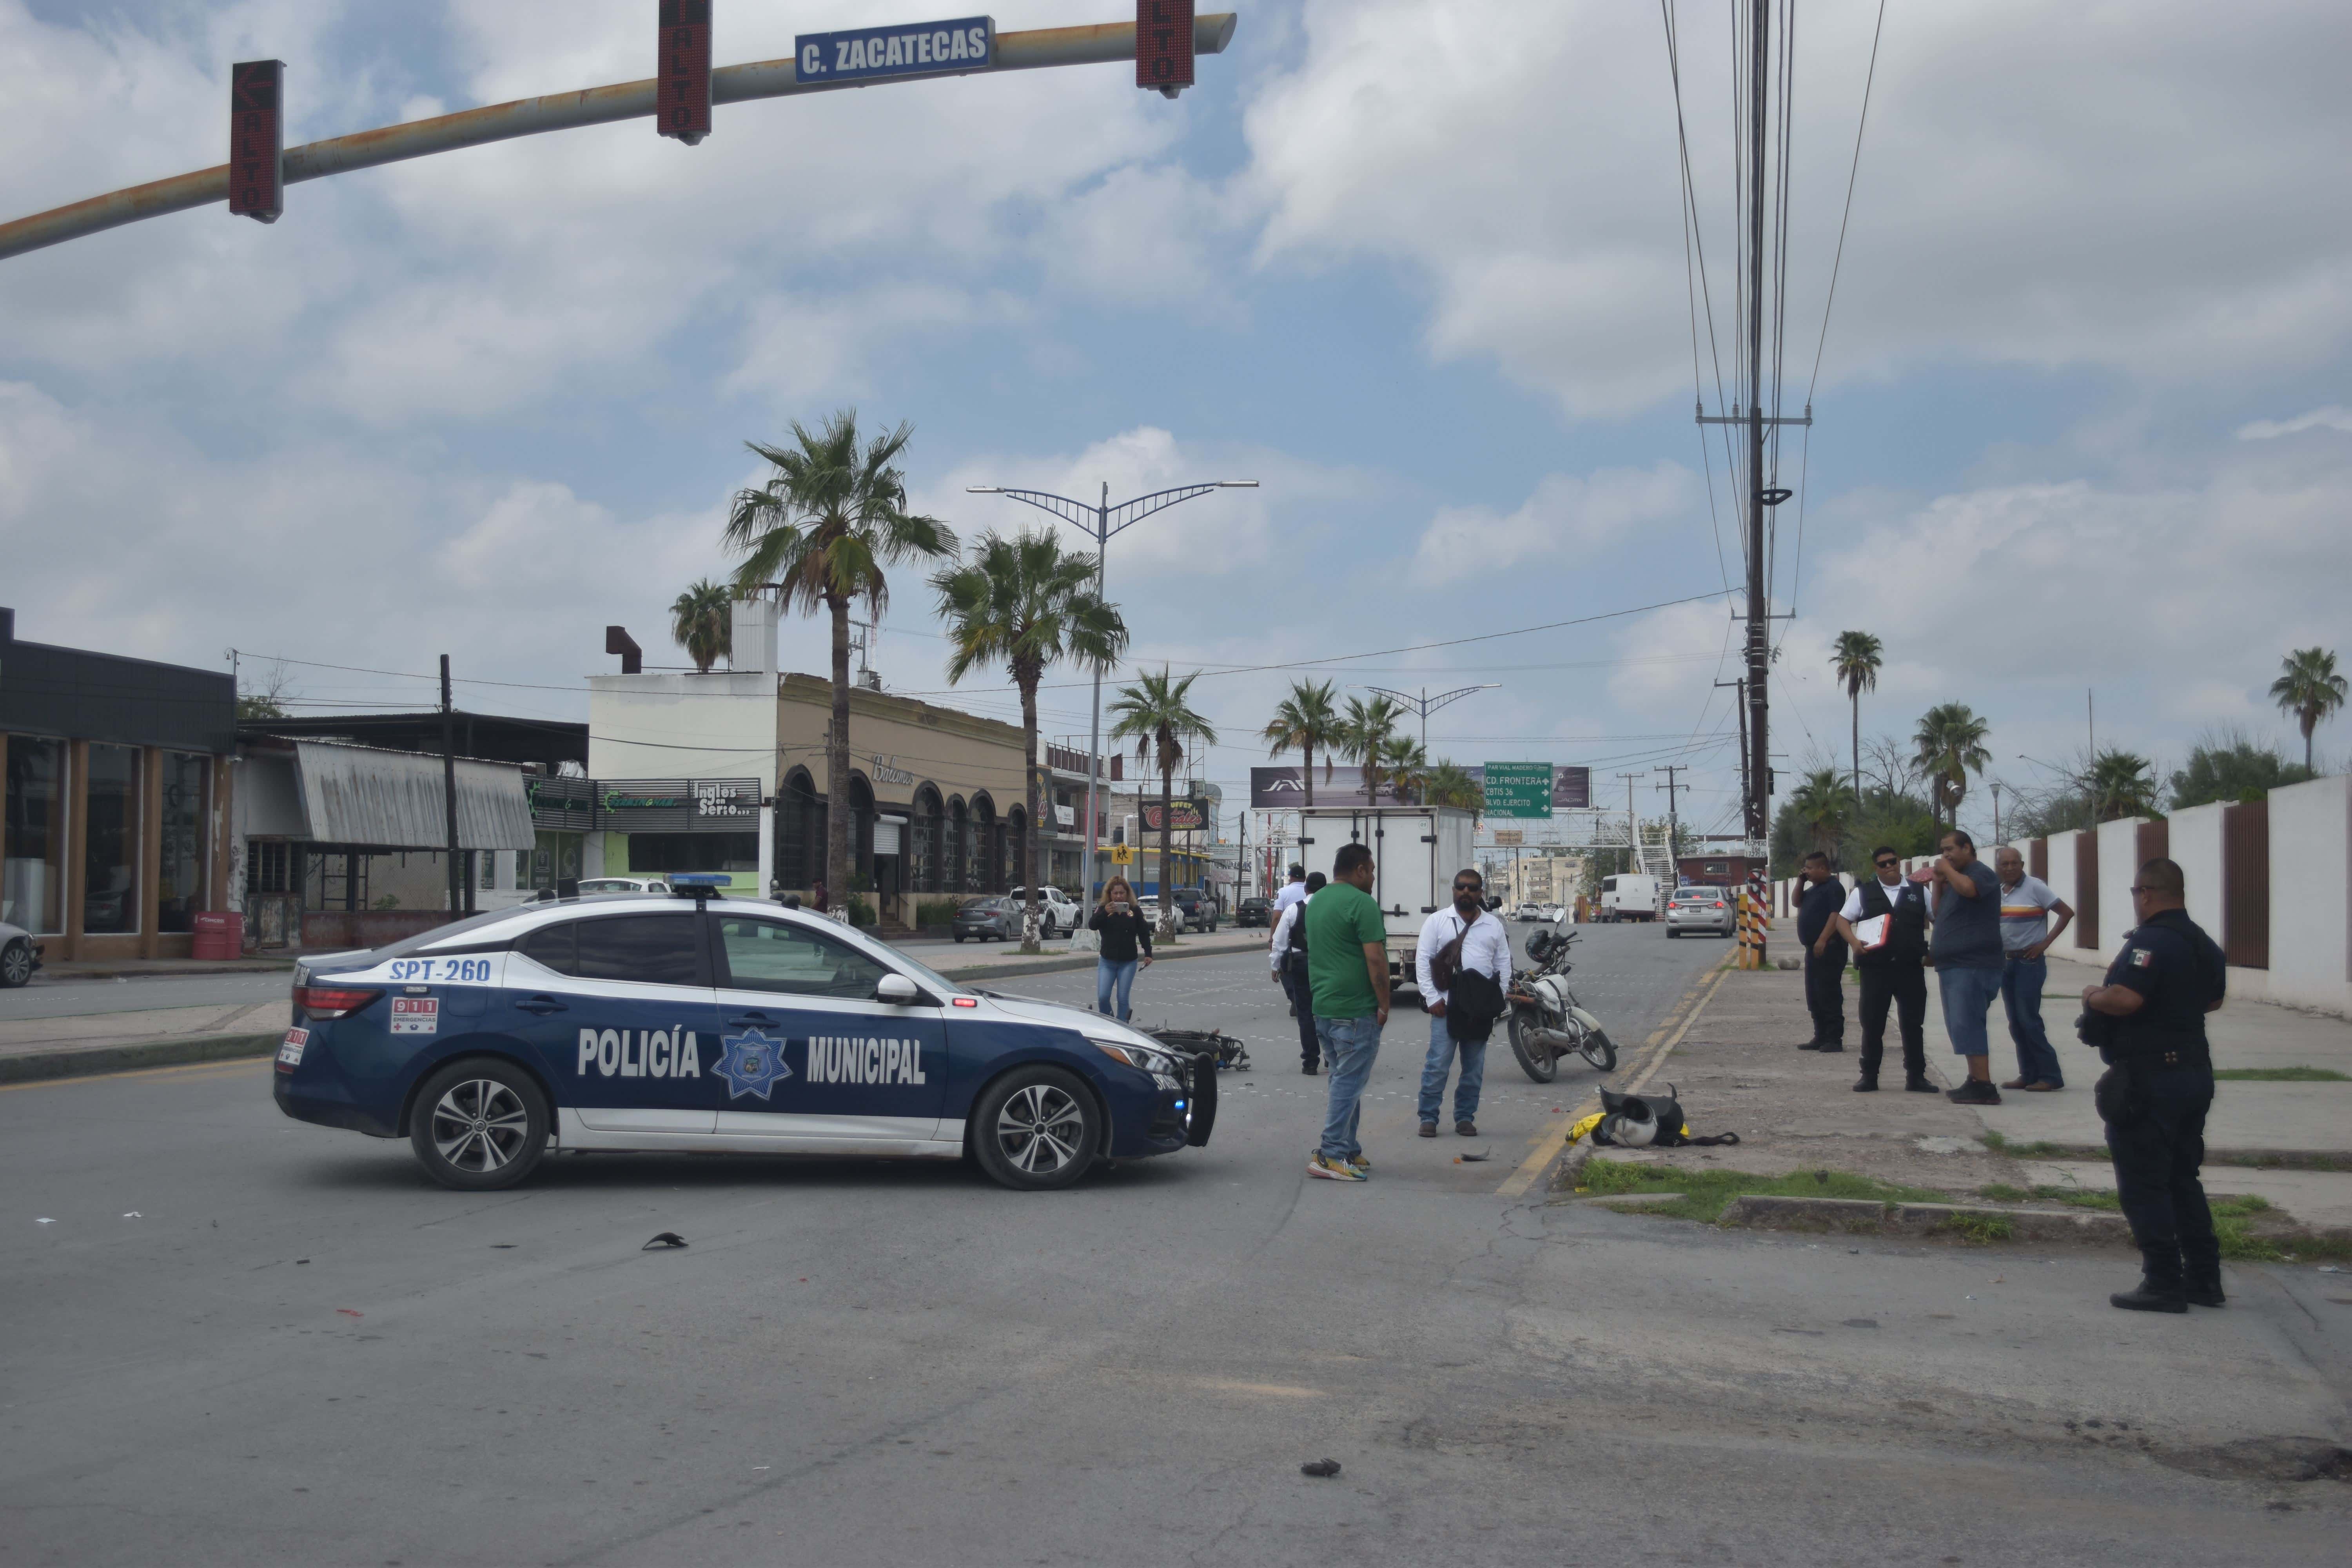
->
xmin=933 ymin=530 xmax=1128 ymax=950
xmin=1259 ymin=679 xmax=1342 ymax=808
xmin=1913 ymin=703 xmax=1991 ymax=833
xmin=1376 ymin=733 xmax=1429 ymax=803
xmin=668 ymin=579 xmax=733 ymax=673
xmin=724 ymin=410 xmax=957 ymax=914
xmin=1786 ymin=768 xmax=1859 ymax=861
xmin=2270 ymin=646 xmax=2347 ymax=773
xmin=1108 ymin=668 xmax=1218 ymax=936
xmin=2085 ymin=748 xmax=2160 ymax=822
xmin=1423 ymin=761 xmax=1485 ymax=815
xmin=1831 ymin=631 xmax=1883 ymax=804
xmin=1340 ymin=693 xmax=1406 ymax=803
xmin=2167 ymin=730 xmax=2315 ymax=810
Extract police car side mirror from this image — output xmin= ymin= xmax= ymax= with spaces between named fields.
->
xmin=875 ymin=973 xmax=921 ymax=1006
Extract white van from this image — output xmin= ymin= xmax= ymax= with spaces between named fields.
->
xmin=1597 ymin=873 xmax=1664 ymax=923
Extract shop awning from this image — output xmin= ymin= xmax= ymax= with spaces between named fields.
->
xmin=292 ymin=741 xmax=535 ymax=850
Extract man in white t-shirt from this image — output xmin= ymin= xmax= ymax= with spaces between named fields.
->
xmin=1994 ymin=845 xmax=2075 ymax=1091
xmin=1414 ymin=867 xmax=1514 ymax=1138
xmin=1270 ymin=871 xmax=1325 ymax=1073
xmin=1272 ymin=866 xmax=1309 ymax=1017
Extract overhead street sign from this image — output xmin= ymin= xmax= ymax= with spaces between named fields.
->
xmin=796 ymin=16 xmax=995 ymax=84
xmin=1136 ymin=1 xmax=1196 ymax=96
xmin=1483 ymin=762 xmax=1553 ymax=819
xmin=228 ymin=60 xmax=284 ymax=223
xmin=657 ymin=0 xmax=713 ymax=145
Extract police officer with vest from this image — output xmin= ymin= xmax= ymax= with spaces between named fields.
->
xmin=1270 ymin=871 xmax=1327 ymax=1074
xmin=2080 ymin=857 xmax=2228 ymax=1313
xmin=1829 ymin=844 xmax=1935 ymax=1093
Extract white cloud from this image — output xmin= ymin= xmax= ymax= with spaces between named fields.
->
xmin=2238 ymin=405 xmax=2352 ymax=440
xmin=722 ymin=286 xmax=1023 ymax=407
xmin=1245 ymin=0 xmax=2352 ymax=415
xmin=1412 ymin=463 xmax=1700 ymax=585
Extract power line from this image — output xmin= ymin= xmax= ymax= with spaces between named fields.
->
xmin=1806 ymin=0 xmax=1888 ymax=403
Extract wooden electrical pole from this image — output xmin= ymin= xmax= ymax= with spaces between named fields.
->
xmin=441 ymin=654 xmax=462 ymax=916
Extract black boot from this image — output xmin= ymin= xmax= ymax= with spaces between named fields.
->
xmin=1903 ymin=1073 xmax=1938 ymax=1093
xmin=2184 ymin=1248 xmax=2226 ymax=1308
xmin=1853 ymin=1074 xmax=1878 ymax=1092
xmin=2110 ymin=1276 xmax=2189 ymax=1313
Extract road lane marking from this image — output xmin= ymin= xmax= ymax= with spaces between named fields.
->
xmin=0 ymin=1057 xmax=270 ymax=1093
xmin=1496 ymin=963 xmax=1729 ymax=1199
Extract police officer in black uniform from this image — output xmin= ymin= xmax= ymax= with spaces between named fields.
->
xmin=2080 ymin=857 xmax=2228 ymax=1313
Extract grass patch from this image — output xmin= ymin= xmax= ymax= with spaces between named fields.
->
xmin=2212 ymin=1066 xmax=2349 ymax=1082
xmin=1980 ymin=1130 xmax=2070 ymax=1159
xmin=1577 ymin=1160 xmax=1952 ymax=1224
xmin=1939 ymin=1212 xmax=2014 ymax=1244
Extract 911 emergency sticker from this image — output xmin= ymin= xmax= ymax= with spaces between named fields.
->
xmin=277 ymin=1027 xmax=309 ymax=1069
xmin=389 ymin=996 xmax=440 ymax=1035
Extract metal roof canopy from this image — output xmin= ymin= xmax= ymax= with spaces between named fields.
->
xmin=240 ymin=711 xmax=587 ymax=771
xmin=0 ymin=13 xmax=1241 ymax=262
xmin=289 ymin=740 xmax=535 ymax=852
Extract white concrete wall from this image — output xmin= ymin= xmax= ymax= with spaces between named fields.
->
xmin=2043 ymin=830 xmax=2083 ymax=952
xmin=2095 ymin=816 xmax=2150 ymax=961
xmin=588 ymin=670 xmax=780 ymax=890
xmin=2268 ymin=775 xmax=2352 ymax=1016
xmin=2169 ymin=802 xmax=2227 ymax=940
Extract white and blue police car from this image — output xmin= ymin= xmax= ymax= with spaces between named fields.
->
xmin=272 ymin=877 xmax=1213 ymax=1192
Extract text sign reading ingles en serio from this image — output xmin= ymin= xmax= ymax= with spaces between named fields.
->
xmin=796 ymin=16 xmax=994 ymax=84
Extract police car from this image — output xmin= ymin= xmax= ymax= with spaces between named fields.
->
xmin=272 ymin=877 xmax=1214 ymax=1192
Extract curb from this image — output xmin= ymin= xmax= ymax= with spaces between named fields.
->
xmin=1716 ymin=1193 xmax=2133 ymax=1245
xmin=40 ymin=959 xmax=297 ymax=982
xmin=1994 ymin=1140 xmax=2352 ymax=1174
xmin=0 ymin=1031 xmax=285 ymax=1085
xmin=938 ymin=938 xmax=1265 ymax=985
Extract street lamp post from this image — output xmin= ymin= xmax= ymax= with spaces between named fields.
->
xmin=966 ymin=479 xmax=1258 ymax=901
xmin=1361 ymin=683 xmax=1501 ymax=749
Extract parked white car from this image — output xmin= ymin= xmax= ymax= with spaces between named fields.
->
xmin=1007 ymin=887 xmax=1081 ymax=937
xmin=0 ymin=918 xmax=42 ymax=987
xmin=574 ymin=877 xmax=671 ymax=896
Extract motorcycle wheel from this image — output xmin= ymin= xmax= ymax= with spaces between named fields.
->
xmin=1507 ymin=1010 xmax=1560 ymax=1083
xmin=1577 ymin=1029 xmax=1619 ymax=1073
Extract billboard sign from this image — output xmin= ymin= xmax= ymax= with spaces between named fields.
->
xmin=1552 ymin=765 xmax=1592 ymax=809
xmin=1142 ymin=799 xmax=1206 ymax=832
xmin=1481 ymin=762 xmax=1553 ymax=819
xmin=1251 ymin=765 xmax=1376 ymax=809
xmin=229 ymin=60 xmax=284 ymax=223
xmin=795 ymin=15 xmax=994 ymax=84
xmin=657 ymin=0 xmax=713 ymax=145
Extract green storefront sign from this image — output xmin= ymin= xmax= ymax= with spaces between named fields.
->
xmin=1483 ymin=762 xmax=1553 ymax=818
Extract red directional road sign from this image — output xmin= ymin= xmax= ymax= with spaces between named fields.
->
xmin=228 ymin=60 xmax=284 ymax=223
xmin=658 ymin=0 xmax=712 ymax=145
xmin=1136 ymin=0 xmax=1195 ymax=97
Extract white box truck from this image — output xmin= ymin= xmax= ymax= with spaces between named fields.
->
xmin=1297 ymin=806 xmax=1478 ymax=991
xmin=1597 ymin=873 xmax=1666 ymax=923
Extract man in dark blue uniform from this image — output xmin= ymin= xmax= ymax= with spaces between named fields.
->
xmin=2079 ymin=857 xmax=2228 ymax=1313
xmin=1794 ymin=852 xmax=1847 ymax=1053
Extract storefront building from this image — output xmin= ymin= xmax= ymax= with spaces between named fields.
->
xmin=0 ymin=608 xmax=236 ymax=960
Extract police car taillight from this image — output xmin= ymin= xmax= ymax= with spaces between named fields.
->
xmin=294 ymin=985 xmax=382 ymax=1020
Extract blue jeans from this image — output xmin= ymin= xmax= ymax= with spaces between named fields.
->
xmin=2002 ymin=955 xmax=2063 ymax=1085
xmin=1095 ymin=958 xmax=1138 ymax=1022
xmin=1314 ymin=1014 xmax=1383 ymax=1160
xmin=1417 ymin=1009 xmax=1486 ymax=1125
xmin=1936 ymin=964 xmax=2004 ymax=1056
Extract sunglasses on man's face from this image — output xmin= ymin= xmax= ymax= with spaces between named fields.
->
xmin=1875 ymin=858 xmax=1898 ymax=868
xmin=1454 ymin=883 xmax=1482 ymax=894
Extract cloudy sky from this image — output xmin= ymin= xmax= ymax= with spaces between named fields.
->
xmin=4 ymin=0 xmax=2350 ymax=846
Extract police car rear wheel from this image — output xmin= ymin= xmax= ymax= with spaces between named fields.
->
xmin=972 ymin=1067 xmax=1100 ymax=1191
xmin=409 ymin=1059 xmax=548 ymax=1191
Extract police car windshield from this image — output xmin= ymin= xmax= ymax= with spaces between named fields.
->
xmin=359 ymin=906 xmax=534 ymax=963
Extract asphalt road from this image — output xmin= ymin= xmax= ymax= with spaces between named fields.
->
xmin=4 ymin=924 xmax=2345 ymax=1566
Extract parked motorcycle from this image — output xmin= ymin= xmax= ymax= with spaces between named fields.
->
xmin=1506 ymin=923 xmax=1619 ymax=1082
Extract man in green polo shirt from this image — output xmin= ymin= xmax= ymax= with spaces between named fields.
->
xmin=1304 ymin=841 xmax=1391 ymax=1181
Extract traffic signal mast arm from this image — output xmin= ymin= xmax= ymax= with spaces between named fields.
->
xmin=0 ymin=11 xmax=1241 ymax=264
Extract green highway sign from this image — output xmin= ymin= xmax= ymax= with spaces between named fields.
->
xmin=1483 ymin=762 xmax=1553 ymax=818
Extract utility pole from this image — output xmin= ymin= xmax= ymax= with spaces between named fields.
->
xmin=440 ymin=654 xmax=462 ymax=916
xmin=1615 ymin=771 xmax=1644 ymax=878
xmin=1715 ymin=676 xmax=1749 ymax=840
xmin=1654 ymin=766 xmax=1691 ymax=876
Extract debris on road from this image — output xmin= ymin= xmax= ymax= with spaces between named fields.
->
xmin=642 ymin=1232 xmax=689 ymax=1250
xmin=336 ymin=1308 xmax=363 ymax=1318
xmin=1299 ymin=1459 xmax=1341 ymax=1478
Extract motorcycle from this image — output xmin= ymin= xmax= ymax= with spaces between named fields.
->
xmin=1505 ymin=922 xmax=1619 ymax=1083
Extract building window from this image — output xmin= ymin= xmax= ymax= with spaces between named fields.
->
xmin=527 ymin=831 xmax=583 ymax=891
xmin=247 ymin=840 xmax=293 ymax=895
xmin=3 ymin=735 xmax=67 ymax=935
xmin=83 ymin=743 xmax=141 ymax=935
xmin=158 ymin=752 xmax=210 ymax=933
xmin=627 ymin=833 xmax=759 ymax=873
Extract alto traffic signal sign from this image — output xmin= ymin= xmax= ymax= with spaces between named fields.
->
xmin=658 ymin=0 xmax=713 ymax=145
xmin=228 ymin=60 xmax=284 ymax=222
xmin=1136 ymin=1 xmax=1195 ymax=98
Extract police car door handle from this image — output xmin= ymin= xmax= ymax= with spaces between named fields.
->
xmin=514 ymin=995 xmax=569 ymax=1016
xmin=726 ymin=1011 xmax=779 ymax=1028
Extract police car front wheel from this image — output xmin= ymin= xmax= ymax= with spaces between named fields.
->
xmin=409 ymin=1058 xmax=550 ymax=1191
xmin=971 ymin=1066 xmax=1102 ymax=1191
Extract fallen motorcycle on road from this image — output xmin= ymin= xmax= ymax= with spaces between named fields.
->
xmin=1505 ymin=924 xmax=1619 ymax=1083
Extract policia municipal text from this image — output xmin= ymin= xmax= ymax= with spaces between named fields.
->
xmin=2077 ymin=857 xmax=2228 ymax=1314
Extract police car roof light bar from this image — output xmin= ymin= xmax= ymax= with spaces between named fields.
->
xmin=670 ymin=873 xmax=729 ymax=904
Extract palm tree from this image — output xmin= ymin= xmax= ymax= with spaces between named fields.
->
xmin=933 ymin=530 xmax=1128 ymax=951
xmin=1259 ymin=678 xmax=1342 ymax=808
xmin=1340 ymin=693 xmax=1406 ymax=802
xmin=1422 ymin=761 xmax=1485 ymax=815
xmin=1786 ymin=768 xmax=1858 ymax=858
xmin=2086 ymin=749 xmax=2160 ymax=822
xmin=723 ymin=410 xmax=957 ymax=913
xmin=1377 ymin=733 xmax=1429 ymax=803
xmin=2270 ymin=646 xmax=2347 ymax=773
xmin=1107 ymin=668 xmax=1218 ymax=936
xmin=668 ymin=579 xmax=733 ymax=674
xmin=1912 ymin=703 xmax=1991 ymax=834
xmin=1831 ymin=631 xmax=1883 ymax=803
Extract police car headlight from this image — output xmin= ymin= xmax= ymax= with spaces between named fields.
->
xmin=1092 ymin=1040 xmax=1185 ymax=1079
